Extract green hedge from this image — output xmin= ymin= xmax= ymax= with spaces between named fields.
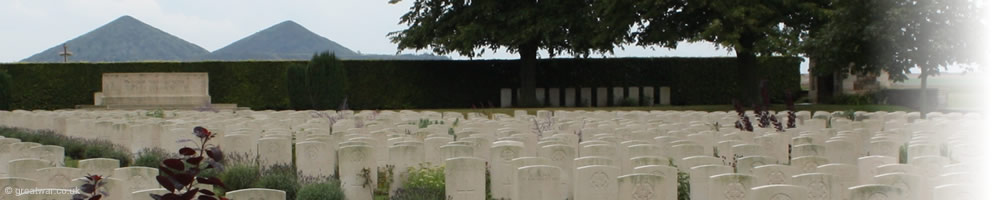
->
xmin=1 ymin=61 xmax=295 ymax=110
xmin=0 ymin=57 xmax=800 ymax=110
xmin=0 ymin=69 xmax=10 ymax=110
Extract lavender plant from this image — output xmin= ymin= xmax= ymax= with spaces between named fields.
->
xmin=734 ymin=81 xmax=798 ymax=133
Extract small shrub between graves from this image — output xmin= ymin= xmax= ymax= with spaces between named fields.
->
xmin=375 ymin=165 xmax=395 ymax=197
xmin=254 ymin=164 xmax=300 ymax=200
xmin=678 ymin=171 xmax=691 ymax=200
xmin=391 ymin=163 xmax=445 ymax=200
xmin=0 ymin=127 xmax=132 ymax=166
xmin=218 ymin=162 xmax=260 ymax=193
xmin=297 ymin=179 xmax=345 ymax=200
xmin=134 ymin=147 xmax=172 ymax=169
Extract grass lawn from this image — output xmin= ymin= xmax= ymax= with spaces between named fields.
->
xmin=412 ymin=104 xmax=913 ymax=116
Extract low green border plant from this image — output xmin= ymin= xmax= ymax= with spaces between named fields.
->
xmin=0 ymin=127 xmax=132 ymax=166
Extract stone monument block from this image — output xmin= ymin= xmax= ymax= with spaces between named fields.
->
xmin=580 ymin=87 xmax=592 ymax=107
xmin=501 ymin=88 xmax=513 ymax=108
xmin=548 ymin=88 xmax=560 ymax=107
xmin=564 ymin=88 xmax=576 ymax=107
xmin=97 ymin=73 xmax=211 ymax=106
xmin=596 ymin=87 xmax=608 ymax=107
xmin=659 ymin=87 xmax=671 ymax=105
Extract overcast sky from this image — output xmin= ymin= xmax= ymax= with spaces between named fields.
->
xmin=3 ymin=0 xmax=812 ymax=72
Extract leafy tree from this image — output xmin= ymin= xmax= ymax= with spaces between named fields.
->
xmin=305 ymin=51 xmax=349 ymax=109
xmin=389 ymin=0 xmax=627 ymax=106
xmin=632 ymin=0 xmax=821 ymax=103
xmin=805 ymin=0 xmax=982 ymax=115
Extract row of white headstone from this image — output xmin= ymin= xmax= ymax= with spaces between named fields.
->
xmin=500 ymin=87 xmax=671 ymax=107
xmin=0 ymin=109 xmax=979 ymax=200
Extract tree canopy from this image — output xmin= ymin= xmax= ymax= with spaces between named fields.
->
xmin=389 ymin=0 xmax=632 ymax=105
xmin=805 ymin=0 xmax=982 ymax=82
xmin=631 ymin=0 xmax=823 ymax=103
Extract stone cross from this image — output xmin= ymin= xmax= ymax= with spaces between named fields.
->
xmin=59 ymin=44 xmax=72 ymax=63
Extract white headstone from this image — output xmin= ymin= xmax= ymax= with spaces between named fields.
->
xmin=132 ymin=188 xmax=170 ymax=200
xmin=338 ymin=145 xmax=375 ymax=200
xmin=617 ymin=173 xmax=671 ymax=200
xmin=445 ymin=157 xmax=486 ymax=200
xmin=689 ymin=164 xmax=734 ymax=200
xmin=257 ymin=137 xmax=292 ymax=167
xmin=595 ymin=87 xmax=608 ymax=107
xmin=753 ymin=164 xmax=801 ymax=186
xmin=857 ymin=156 xmax=896 ymax=185
xmin=750 ymin=184 xmax=808 ymax=200
xmin=847 ymin=184 xmax=903 ymax=200
xmin=501 ymin=88 xmax=513 ymax=108
xmin=874 ymin=172 xmax=926 ymax=200
xmin=612 ymin=87 xmax=624 ymax=105
xmin=0 ymin=177 xmax=36 ymax=200
xmin=564 ymin=88 xmax=577 ymax=107
xmin=708 ymin=173 xmax=756 ymax=200
xmin=8 ymin=158 xmax=51 ymax=179
xmin=540 ymin=144 xmax=576 ymax=198
xmin=574 ymin=165 xmax=620 ymax=200
xmin=35 ymin=167 xmax=81 ymax=188
xmin=517 ymin=165 xmax=563 ymax=200
xmin=79 ymin=158 xmax=120 ymax=177
xmin=658 ymin=87 xmax=670 ymax=105
xmin=295 ymin=141 xmax=335 ymax=178
xmin=549 ymin=88 xmax=561 ymax=107
xmin=113 ymin=167 xmax=160 ymax=194
xmin=226 ymin=188 xmax=287 ymax=200
xmin=490 ymin=141 xmax=524 ymax=200
xmin=792 ymin=173 xmax=837 ymax=200
xmin=791 ymin=156 xmax=830 ymax=173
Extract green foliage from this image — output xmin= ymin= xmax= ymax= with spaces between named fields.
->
xmin=831 ymin=92 xmax=886 ymax=106
xmin=389 ymin=0 xmax=614 ymax=58
xmin=287 ymin=63 xmax=311 ymax=110
xmin=391 ymin=163 xmax=445 ymax=200
xmin=0 ymin=61 xmax=293 ymax=110
xmin=64 ymin=158 xmax=78 ymax=168
xmin=219 ymin=162 xmax=260 ymax=193
xmin=0 ymin=127 xmax=132 ymax=166
xmin=255 ymin=164 xmax=300 ymax=200
xmin=614 ymin=97 xmax=639 ymax=107
xmin=411 ymin=119 xmax=444 ymax=129
xmin=82 ymin=142 xmax=132 ymax=166
xmin=303 ymin=52 xmax=349 ymax=110
xmin=375 ymin=165 xmax=395 ymax=197
xmin=390 ymin=186 xmax=447 ymax=200
xmin=899 ymin=142 xmax=909 ymax=164
xmin=144 ymin=109 xmax=165 ymax=118
xmin=133 ymin=147 xmax=171 ymax=168
xmin=632 ymin=0 xmax=817 ymax=103
xmin=0 ymin=69 xmax=11 ymax=110
xmin=678 ymin=171 xmax=691 ymax=200
xmin=806 ymin=0 xmax=982 ymax=82
xmin=0 ymin=57 xmax=799 ymax=110
xmin=402 ymin=163 xmax=445 ymax=188
xmin=832 ymin=110 xmax=857 ymax=121
xmin=297 ymin=179 xmax=345 ymax=200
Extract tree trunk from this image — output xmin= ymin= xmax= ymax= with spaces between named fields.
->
xmin=919 ymin=66 xmax=928 ymax=118
xmin=518 ymin=43 xmax=539 ymax=107
xmin=736 ymin=34 xmax=761 ymax=105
